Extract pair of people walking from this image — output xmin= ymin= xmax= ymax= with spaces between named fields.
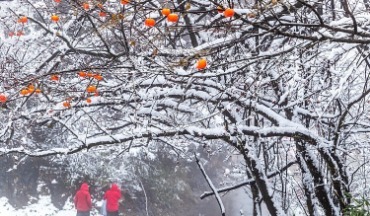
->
xmin=74 ymin=183 xmax=122 ymax=216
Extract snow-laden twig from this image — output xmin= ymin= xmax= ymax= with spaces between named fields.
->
xmin=195 ymin=154 xmax=225 ymax=216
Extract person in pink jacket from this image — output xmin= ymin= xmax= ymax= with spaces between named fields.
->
xmin=103 ymin=184 xmax=122 ymax=216
xmin=74 ymin=183 xmax=92 ymax=216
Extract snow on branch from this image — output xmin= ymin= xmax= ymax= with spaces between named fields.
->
xmin=200 ymin=161 xmax=297 ymax=199
xmin=0 ymin=117 xmax=329 ymax=157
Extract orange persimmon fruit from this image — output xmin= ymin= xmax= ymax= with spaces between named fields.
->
xmin=161 ymin=8 xmax=171 ymax=16
xmin=196 ymin=59 xmax=207 ymax=70
xmin=167 ymin=13 xmax=179 ymax=22
xmin=51 ymin=75 xmax=59 ymax=81
xmin=18 ymin=16 xmax=28 ymax=24
xmin=94 ymin=74 xmax=103 ymax=81
xmin=86 ymin=85 xmax=97 ymax=93
xmin=79 ymin=71 xmax=87 ymax=78
xmin=51 ymin=15 xmax=60 ymax=22
xmin=63 ymin=101 xmax=71 ymax=108
xmin=145 ymin=18 xmax=156 ymax=27
xmin=20 ymin=89 xmax=29 ymax=96
xmin=28 ymin=84 xmax=35 ymax=93
xmin=0 ymin=94 xmax=7 ymax=103
xmin=83 ymin=3 xmax=90 ymax=10
xmin=223 ymin=8 xmax=234 ymax=18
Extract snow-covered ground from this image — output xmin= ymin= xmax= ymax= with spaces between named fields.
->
xmin=0 ymin=195 xmax=106 ymax=216
xmin=0 ymin=196 xmax=96 ymax=216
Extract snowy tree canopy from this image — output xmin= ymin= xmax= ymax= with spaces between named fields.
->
xmin=1 ymin=0 xmax=370 ymax=215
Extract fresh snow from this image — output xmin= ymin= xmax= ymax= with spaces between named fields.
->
xmin=0 ymin=196 xmax=83 ymax=216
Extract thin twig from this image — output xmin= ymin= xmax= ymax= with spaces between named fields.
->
xmin=138 ymin=178 xmax=149 ymax=216
xmin=195 ymin=154 xmax=225 ymax=216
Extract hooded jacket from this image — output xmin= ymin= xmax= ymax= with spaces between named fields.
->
xmin=74 ymin=183 xmax=92 ymax=212
xmin=104 ymin=184 xmax=122 ymax=212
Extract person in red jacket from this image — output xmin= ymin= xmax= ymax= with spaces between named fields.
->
xmin=74 ymin=183 xmax=92 ymax=216
xmin=103 ymin=183 xmax=122 ymax=216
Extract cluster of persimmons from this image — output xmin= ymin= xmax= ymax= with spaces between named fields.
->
xmin=1 ymin=0 xmax=237 ymax=106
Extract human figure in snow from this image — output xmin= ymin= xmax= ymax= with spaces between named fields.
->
xmin=74 ymin=183 xmax=92 ymax=216
xmin=103 ymin=183 xmax=122 ymax=216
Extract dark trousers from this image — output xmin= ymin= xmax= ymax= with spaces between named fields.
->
xmin=76 ymin=211 xmax=90 ymax=216
xmin=107 ymin=211 xmax=119 ymax=216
